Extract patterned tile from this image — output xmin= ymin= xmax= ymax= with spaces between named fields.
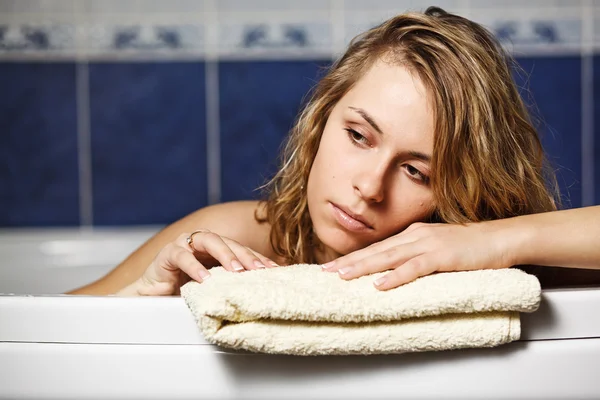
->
xmin=89 ymin=62 xmax=207 ymax=225
xmin=515 ymin=56 xmax=583 ymax=209
xmin=0 ymin=62 xmax=79 ymax=226
xmin=219 ymin=60 xmax=330 ymax=202
xmin=218 ymin=20 xmax=331 ymax=56
xmin=216 ymin=3 xmax=332 ymax=58
xmin=484 ymin=17 xmax=581 ymax=47
xmin=0 ymin=23 xmax=76 ymax=54
xmin=83 ymin=23 xmax=204 ymax=55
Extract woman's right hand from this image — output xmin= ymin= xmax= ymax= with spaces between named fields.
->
xmin=119 ymin=229 xmax=278 ymax=296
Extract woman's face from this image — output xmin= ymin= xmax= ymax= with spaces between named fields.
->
xmin=307 ymin=60 xmax=435 ymax=262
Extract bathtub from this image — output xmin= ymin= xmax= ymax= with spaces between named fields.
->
xmin=1 ymin=228 xmax=599 ymax=399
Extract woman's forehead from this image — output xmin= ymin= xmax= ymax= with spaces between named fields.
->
xmin=337 ymin=62 xmax=434 ymax=149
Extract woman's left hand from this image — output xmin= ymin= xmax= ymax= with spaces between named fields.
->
xmin=322 ymin=221 xmax=514 ymax=290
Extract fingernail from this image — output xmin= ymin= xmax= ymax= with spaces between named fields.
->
xmin=254 ymin=260 xmax=266 ymax=269
xmin=322 ymin=261 xmax=335 ymax=270
xmin=231 ymin=260 xmax=244 ymax=271
xmin=374 ymin=276 xmax=387 ymax=286
xmin=198 ymin=270 xmax=211 ymax=281
xmin=338 ymin=267 xmax=353 ymax=276
xmin=270 ymin=261 xmax=279 ymax=267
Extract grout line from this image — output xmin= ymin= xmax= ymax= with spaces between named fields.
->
xmin=581 ymin=0 xmax=595 ymax=206
xmin=75 ymin=61 xmax=94 ymax=226
xmin=204 ymin=0 xmax=221 ymax=205
xmin=74 ymin=0 xmax=94 ymax=228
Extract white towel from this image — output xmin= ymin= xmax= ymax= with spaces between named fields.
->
xmin=181 ymin=264 xmax=541 ymax=355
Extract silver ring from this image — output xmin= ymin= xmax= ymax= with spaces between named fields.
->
xmin=186 ymin=229 xmax=210 ymax=248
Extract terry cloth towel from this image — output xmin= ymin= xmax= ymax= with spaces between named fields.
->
xmin=180 ymin=264 xmax=541 ymax=356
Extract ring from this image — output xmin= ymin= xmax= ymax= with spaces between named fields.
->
xmin=186 ymin=229 xmax=209 ymax=248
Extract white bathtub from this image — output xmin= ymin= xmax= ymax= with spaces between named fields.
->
xmin=1 ymin=228 xmax=600 ymax=399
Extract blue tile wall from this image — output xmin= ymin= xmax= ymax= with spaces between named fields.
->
xmin=219 ymin=60 xmax=329 ymax=201
xmin=515 ymin=56 xmax=583 ymax=209
xmin=0 ymin=1 xmax=598 ymax=227
xmin=89 ymin=62 xmax=207 ymax=225
xmin=0 ymin=62 xmax=79 ymax=226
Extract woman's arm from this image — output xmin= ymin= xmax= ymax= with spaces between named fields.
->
xmin=67 ymin=200 xmax=273 ymax=295
xmin=324 ymin=206 xmax=600 ymax=290
xmin=505 ymin=205 xmax=600 ymax=270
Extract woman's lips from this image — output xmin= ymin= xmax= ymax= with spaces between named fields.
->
xmin=330 ymin=203 xmax=372 ymax=232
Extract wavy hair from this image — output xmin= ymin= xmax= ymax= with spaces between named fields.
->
xmin=258 ymin=6 xmax=559 ymax=264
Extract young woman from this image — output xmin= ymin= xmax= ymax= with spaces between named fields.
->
xmin=69 ymin=7 xmax=600 ymax=296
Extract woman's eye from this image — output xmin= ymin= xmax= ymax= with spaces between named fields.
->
xmin=405 ymin=165 xmax=430 ymax=184
xmin=345 ymin=128 xmax=369 ymax=146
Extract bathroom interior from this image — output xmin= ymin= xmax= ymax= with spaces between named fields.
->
xmin=1 ymin=0 xmax=599 ymax=398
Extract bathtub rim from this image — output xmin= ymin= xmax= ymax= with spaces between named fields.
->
xmin=1 ymin=286 xmax=599 ymax=345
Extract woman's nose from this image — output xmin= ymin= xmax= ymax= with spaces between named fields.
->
xmin=353 ymin=166 xmax=385 ymax=203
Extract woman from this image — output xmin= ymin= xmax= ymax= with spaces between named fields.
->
xmin=69 ymin=7 xmax=600 ymax=296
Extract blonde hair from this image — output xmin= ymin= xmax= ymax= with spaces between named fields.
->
xmin=259 ymin=6 xmax=559 ymax=264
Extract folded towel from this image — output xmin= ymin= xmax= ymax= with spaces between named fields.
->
xmin=181 ymin=264 xmax=541 ymax=355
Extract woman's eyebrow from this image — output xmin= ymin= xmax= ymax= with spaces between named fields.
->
xmin=348 ymin=106 xmax=383 ymax=135
xmin=408 ymin=151 xmax=431 ymax=163
xmin=349 ymin=106 xmax=431 ymax=163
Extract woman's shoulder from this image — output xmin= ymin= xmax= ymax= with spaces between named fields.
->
xmin=184 ymin=200 xmax=274 ymax=256
xmin=188 ymin=200 xmax=266 ymax=229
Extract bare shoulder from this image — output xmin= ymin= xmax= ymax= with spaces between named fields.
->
xmin=182 ymin=200 xmax=272 ymax=254
xmin=67 ymin=200 xmax=272 ymax=295
xmin=137 ymin=200 xmax=274 ymax=260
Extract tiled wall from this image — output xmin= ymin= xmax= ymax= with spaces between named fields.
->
xmin=0 ymin=0 xmax=598 ymax=227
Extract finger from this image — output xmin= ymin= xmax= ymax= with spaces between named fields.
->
xmin=218 ymin=236 xmax=279 ymax=269
xmin=183 ymin=231 xmax=245 ymax=272
xmin=221 ymin=237 xmax=272 ymax=270
xmin=242 ymin=246 xmax=280 ymax=268
xmin=373 ymin=254 xmax=437 ymax=291
xmin=337 ymin=241 xmax=424 ymax=280
xmin=322 ymin=241 xmax=382 ymax=272
xmin=167 ymin=246 xmax=212 ymax=282
xmin=250 ymin=250 xmax=280 ymax=268
xmin=324 ymin=235 xmax=421 ymax=273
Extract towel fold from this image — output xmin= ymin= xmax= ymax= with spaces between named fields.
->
xmin=181 ymin=264 xmax=541 ymax=355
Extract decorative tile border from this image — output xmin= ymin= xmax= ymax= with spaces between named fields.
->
xmin=471 ymin=11 xmax=585 ymax=55
xmin=0 ymin=23 xmax=75 ymax=52
xmin=0 ymin=1 xmax=596 ymax=59
xmin=217 ymin=20 xmax=332 ymax=58
xmin=83 ymin=23 xmax=204 ymax=54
